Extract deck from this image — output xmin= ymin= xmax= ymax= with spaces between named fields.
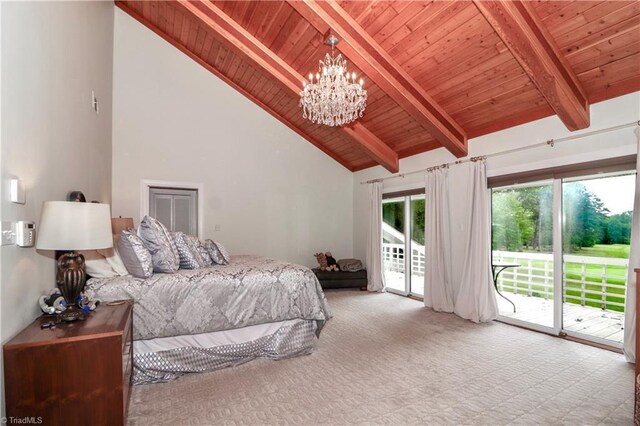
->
xmin=385 ymin=272 xmax=624 ymax=344
xmin=497 ymin=292 xmax=624 ymax=343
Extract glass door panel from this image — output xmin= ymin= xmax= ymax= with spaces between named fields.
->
xmin=410 ymin=195 xmax=425 ymax=296
xmin=562 ymin=173 xmax=635 ymax=344
xmin=491 ymin=182 xmax=554 ymax=328
xmin=383 ymin=197 xmax=406 ymax=293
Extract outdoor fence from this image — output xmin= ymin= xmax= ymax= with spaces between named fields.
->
xmin=493 ymin=251 xmax=628 ymax=312
xmin=382 ymin=242 xmax=628 ymax=312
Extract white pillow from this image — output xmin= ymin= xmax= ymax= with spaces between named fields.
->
xmin=81 ymin=250 xmax=119 ymax=278
xmin=81 ymin=241 xmax=129 ymax=278
xmin=98 ymin=240 xmax=128 ymax=276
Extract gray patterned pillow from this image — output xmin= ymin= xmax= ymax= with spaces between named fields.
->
xmin=173 ymin=232 xmax=206 ymax=269
xmin=137 ymin=216 xmax=179 ymax=273
xmin=205 ymin=239 xmax=229 ymax=265
xmin=196 ymin=238 xmax=213 ymax=266
xmin=214 ymin=241 xmax=231 ymax=263
xmin=117 ymin=229 xmax=153 ymax=278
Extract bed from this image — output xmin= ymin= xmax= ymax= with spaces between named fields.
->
xmin=85 ymin=255 xmax=332 ymax=384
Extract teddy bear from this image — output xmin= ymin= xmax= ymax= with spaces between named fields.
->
xmin=325 ymin=252 xmax=339 ymax=271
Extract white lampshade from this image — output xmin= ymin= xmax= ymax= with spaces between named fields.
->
xmin=36 ymin=201 xmax=113 ymax=251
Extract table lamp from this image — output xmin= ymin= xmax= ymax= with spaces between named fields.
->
xmin=36 ymin=201 xmax=113 ymax=321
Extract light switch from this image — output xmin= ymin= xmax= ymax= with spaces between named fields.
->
xmin=10 ymin=179 xmax=25 ymax=204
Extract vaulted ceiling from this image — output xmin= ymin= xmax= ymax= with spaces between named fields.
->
xmin=116 ymin=1 xmax=640 ymax=172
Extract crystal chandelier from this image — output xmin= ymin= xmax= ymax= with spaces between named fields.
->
xmin=300 ymin=35 xmax=367 ymax=127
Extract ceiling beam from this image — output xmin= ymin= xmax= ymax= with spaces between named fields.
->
xmin=288 ymin=0 xmax=468 ymax=158
xmin=473 ymin=0 xmax=590 ymax=131
xmin=175 ymin=0 xmax=399 ymax=173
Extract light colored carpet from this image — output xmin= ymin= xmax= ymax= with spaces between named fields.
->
xmin=128 ymin=291 xmax=634 ymax=425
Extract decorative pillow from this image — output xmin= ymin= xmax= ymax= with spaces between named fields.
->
xmin=81 ymin=250 xmax=119 ymax=278
xmin=98 ymin=242 xmax=129 ymax=276
xmin=214 ymin=241 xmax=231 ymax=264
xmin=205 ymin=239 xmax=230 ymax=265
xmin=173 ymin=232 xmax=206 ymax=269
xmin=117 ymin=229 xmax=153 ymax=278
xmin=195 ymin=238 xmax=213 ymax=266
xmin=137 ymin=216 xmax=179 ymax=273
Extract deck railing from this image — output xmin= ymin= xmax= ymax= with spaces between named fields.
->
xmin=382 ymin=243 xmax=425 ymax=276
xmin=382 ymin=243 xmax=628 ymax=312
xmin=493 ymin=251 xmax=628 ymax=312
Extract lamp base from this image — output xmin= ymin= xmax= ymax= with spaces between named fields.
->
xmin=58 ymin=306 xmax=85 ymax=322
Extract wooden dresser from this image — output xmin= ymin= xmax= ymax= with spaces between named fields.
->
xmin=3 ymin=300 xmax=133 ymax=426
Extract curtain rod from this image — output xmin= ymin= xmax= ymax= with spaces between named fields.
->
xmin=360 ymin=120 xmax=640 ymax=185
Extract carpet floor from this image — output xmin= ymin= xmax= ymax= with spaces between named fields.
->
xmin=128 ymin=290 xmax=634 ymax=425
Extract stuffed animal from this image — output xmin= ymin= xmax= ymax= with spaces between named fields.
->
xmin=325 ymin=252 xmax=339 ymax=271
xmin=314 ymin=252 xmax=329 ymax=271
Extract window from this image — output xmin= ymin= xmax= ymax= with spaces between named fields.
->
xmin=149 ymin=187 xmax=198 ymax=235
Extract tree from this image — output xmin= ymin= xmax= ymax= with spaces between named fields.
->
xmin=516 ymin=186 xmax=553 ymax=250
xmin=492 ymin=190 xmax=534 ymax=251
xmin=563 ymin=183 xmax=609 ymax=251
xmin=604 ymin=211 xmax=632 ymax=244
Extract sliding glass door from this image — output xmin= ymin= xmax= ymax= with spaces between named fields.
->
xmin=491 ymin=181 xmax=555 ymax=329
xmin=561 ymin=173 xmax=635 ymax=343
xmin=382 ymin=191 xmax=425 ymax=296
xmin=491 ymin=169 xmax=635 ymax=346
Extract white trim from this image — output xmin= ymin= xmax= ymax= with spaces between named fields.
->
xmin=140 ymin=179 xmax=205 ymax=240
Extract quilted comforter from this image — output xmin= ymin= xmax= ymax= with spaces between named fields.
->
xmin=85 ymin=255 xmax=332 ymax=341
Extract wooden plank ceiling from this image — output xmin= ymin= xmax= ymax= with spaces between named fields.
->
xmin=116 ymin=1 xmax=640 ymax=172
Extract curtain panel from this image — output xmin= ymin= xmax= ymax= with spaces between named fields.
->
xmin=454 ymin=161 xmax=498 ymax=323
xmin=424 ymin=168 xmax=454 ymax=311
xmin=366 ymin=181 xmax=386 ymax=292
xmin=623 ymin=126 xmax=640 ymax=363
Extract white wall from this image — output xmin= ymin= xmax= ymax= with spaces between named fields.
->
xmin=0 ymin=0 xmax=114 ymax=414
xmin=111 ymin=9 xmax=353 ymax=268
xmin=354 ymin=92 xmax=640 ymax=291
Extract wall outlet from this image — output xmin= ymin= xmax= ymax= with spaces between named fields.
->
xmin=2 ymin=221 xmax=15 ymax=246
xmin=214 ymin=224 xmax=221 ymax=232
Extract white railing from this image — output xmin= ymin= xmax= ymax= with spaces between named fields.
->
xmin=493 ymin=251 xmax=628 ymax=311
xmin=382 ymin=243 xmax=425 ymax=276
xmin=382 ymin=243 xmax=628 ymax=312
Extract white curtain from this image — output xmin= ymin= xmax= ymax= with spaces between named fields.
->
xmin=424 ymin=168 xmax=454 ymax=311
xmin=454 ymin=161 xmax=498 ymax=323
xmin=623 ymin=126 xmax=640 ymax=363
xmin=366 ymin=181 xmax=386 ymax=292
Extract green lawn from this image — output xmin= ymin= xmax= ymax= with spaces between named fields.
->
xmin=569 ymin=244 xmax=630 ymax=259
xmin=496 ymin=244 xmax=630 ymax=312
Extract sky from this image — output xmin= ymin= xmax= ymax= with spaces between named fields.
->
xmin=580 ymin=173 xmax=636 ymax=215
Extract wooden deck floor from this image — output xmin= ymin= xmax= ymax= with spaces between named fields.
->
xmin=497 ymin=292 xmax=624 ymax=343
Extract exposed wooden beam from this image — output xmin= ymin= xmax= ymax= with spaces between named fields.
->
xmin=288 ymin=0 xmax=468 ymax=158
xmin=174 ymin=0 xmax=399 ymax=173
xmin=473 ymin=0 xmax=590 ymax=131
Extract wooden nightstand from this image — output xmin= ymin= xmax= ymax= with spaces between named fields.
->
xmin=3 ymin=300 xmax=133 ymax=426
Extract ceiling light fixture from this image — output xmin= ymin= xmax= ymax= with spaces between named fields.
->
xmin=300 ymin=34 xmax=367 ymax=127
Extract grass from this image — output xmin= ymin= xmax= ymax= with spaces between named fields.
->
xmin=570 ymin=244 xmax=630 ymax=259
xmin=496 ymin=244 xmax=630 ymax=313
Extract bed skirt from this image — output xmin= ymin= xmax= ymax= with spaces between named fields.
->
xmin=133 ymin=319 xmax=318 ymax=384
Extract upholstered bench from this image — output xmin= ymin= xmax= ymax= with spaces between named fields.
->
xmin=312 ymin=268 xmax=367 ymax=290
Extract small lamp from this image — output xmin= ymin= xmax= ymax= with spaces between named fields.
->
xmin=36 ymin=201 xmax=113 ymax=321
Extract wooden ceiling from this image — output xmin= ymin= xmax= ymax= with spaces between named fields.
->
xmin=116 ymin=1 xmax=640 ymax=172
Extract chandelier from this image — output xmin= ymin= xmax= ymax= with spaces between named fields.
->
xmin=299 ymin=35 xmax=367 ymax=127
